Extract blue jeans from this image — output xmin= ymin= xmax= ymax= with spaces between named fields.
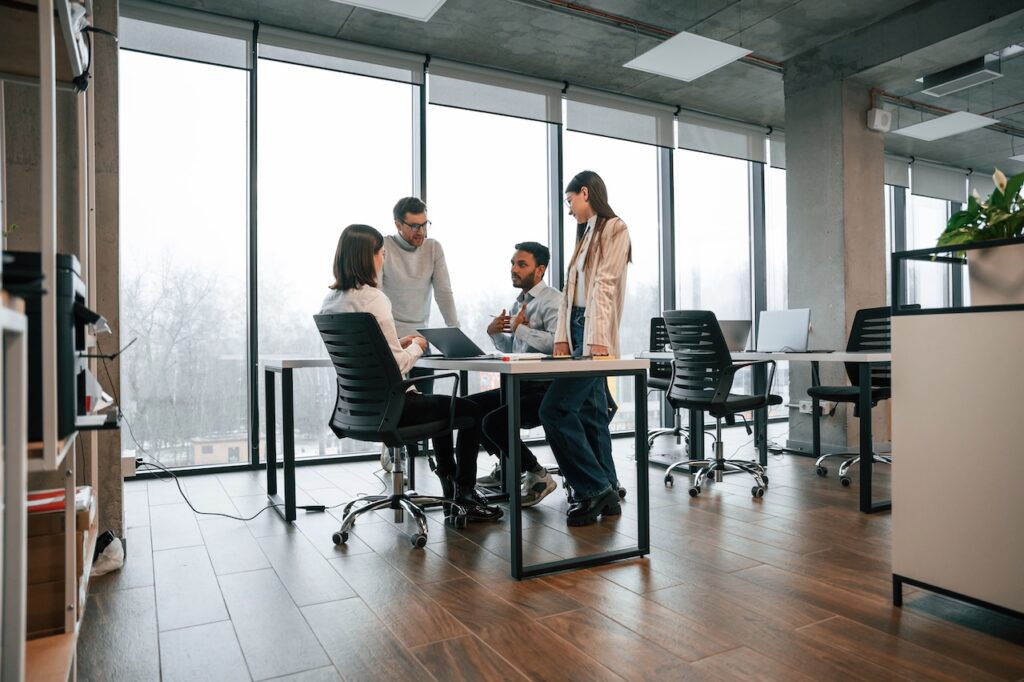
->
xmin=539 ymin=307 xmax=618 ymax=499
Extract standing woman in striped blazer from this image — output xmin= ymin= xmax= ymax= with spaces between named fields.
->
xmin=540 ymin=170 xmax=632 ymax=527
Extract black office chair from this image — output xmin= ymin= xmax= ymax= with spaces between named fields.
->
xmin=661 ymin=310 xmax=782 ymax=498
xmin=646 ymin=317 xmax=689 ymax=452
xmin=315 ymin=312 xmax=469 ymax=548
xmin=809 ymin=306 xmax=893 ymax=487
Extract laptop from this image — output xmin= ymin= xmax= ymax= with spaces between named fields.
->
xmin=718 ymin=320 xmax=752 ymax=352
xmin=417 ymin=327 xmax=502 ymax=359
xmin=754 ymin=309 xmax=811 ymax=352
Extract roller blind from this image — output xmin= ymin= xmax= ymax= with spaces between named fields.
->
xmin=769 ymin=131 xmax=785 ymax=169
xmin=259 ymin=26 xmax=424 ymax=85
xmin=884 ymin=155 xmax=910 ymax=188
xmin=911 ymin=161 xmax=967 ymax=203
xmin=968 ymin=170 xmax=996 ymax=201
xmin=428 ymin=60 xmax=562 ymax=123
xmin=566 ymin=87 xmax=674 ymax=147
xmin=120 ymin=0 xmax=252 ymax=69
xmin=677 ymin=111 xmax=767 ymax=162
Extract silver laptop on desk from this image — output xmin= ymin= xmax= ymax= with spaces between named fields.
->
xmin=755 ymin=309 xmax=810 ymax=352
xmin=718 ymin=320 xmax=752 ymax=352
xmin=417 ymin=327 xmax=501 ymax=359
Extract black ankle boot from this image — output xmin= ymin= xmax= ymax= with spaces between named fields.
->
xmin=455 ymin=484 xmax=504 ymax=522
xmin=566 ymin=487 xmax=619 ymax=527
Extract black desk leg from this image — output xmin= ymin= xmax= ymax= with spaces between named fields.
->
xmin=859 ymin=362 xmax=891 ymax=514
xmin=634 ymin=371 xmax=650 ymax=554
xmin=265 ymin=369 xmax=277 ymax=497
xmin=753 ymin=363 xmax=768 ymax=467
xmin=688 ymin=409 xmax=703 ymax=462
xmin=459 ymin=370 xmax=468 ymax=397
xmin=506 ymin=376 xmax=523 ymax=579
xmin=282 ymin=368 xmax=297 ymax=522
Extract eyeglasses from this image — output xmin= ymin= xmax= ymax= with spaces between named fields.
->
xmin=400 ymin=219 xmax=431 ymax=231
xmin=564 ymin=196 xmax=573 ymax=207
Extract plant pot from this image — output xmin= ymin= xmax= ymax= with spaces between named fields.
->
xmin=967 ymin=241 xmax=1024 ymax=307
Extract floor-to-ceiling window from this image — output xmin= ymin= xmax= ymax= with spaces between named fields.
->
xmin=257 ymin=58 xmax=417 ymax=459
xmin=765 ymin=165 xmax=789 ymax=415
xmin=119 ymin=50 xmax=249 ymax=467
xmin=426 ymin=105 xmax=550 ymax=397
xmin=906 ymin=194 xmax=953 ymax=308
xmin=562 ymin=131 xmax=661 ymax=433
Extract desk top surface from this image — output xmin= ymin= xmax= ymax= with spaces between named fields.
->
xmin=262 ymin=356 xmax=648 ymax=373
xmin=637 ymin=350 xmax=892 ymax=363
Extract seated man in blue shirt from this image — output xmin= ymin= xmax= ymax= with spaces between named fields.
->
xmin=467 ymin=242 xmax=563 ymax=507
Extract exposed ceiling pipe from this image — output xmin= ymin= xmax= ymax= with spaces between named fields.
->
xmin=504 ymin=0 xmax=783 ymax=73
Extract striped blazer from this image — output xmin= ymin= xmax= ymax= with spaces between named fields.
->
xmin=554 ymin=216 xmax=632 ymax=357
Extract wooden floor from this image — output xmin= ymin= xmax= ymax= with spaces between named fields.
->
xmin=79 ymin=436 xmax=1024 ymax=681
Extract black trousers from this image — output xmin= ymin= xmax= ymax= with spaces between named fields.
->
xmin=463 ymin=381 xmax=548 ymax=473
xmin=398 ymin=392 xmax=481 ymax=489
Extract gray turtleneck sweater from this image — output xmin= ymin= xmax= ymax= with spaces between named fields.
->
xmin=380 ymin=233 xmax=460 ymax=337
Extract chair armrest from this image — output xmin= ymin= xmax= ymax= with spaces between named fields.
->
xmin=711 ymin=360 xmax=777 ymax=412
xmin=398 ymin=371 xmax=462 ymax=432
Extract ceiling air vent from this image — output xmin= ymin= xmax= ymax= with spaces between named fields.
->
xmin=921 ymin=55 xmax=1002 ymax=97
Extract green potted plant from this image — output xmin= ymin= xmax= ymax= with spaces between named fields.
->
xmin=936 ymin=169 xmax=1024 ymax=306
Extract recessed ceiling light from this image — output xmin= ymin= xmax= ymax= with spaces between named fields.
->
xmin=624 ymin=31 xmax=751 ymax=82
xmin=328 ymin=0 xmax=447 ymax=22
xmin=891 ymin=111 xmax=999 ymax=141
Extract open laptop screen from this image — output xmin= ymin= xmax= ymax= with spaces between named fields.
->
xmin=755 ymin=309 xmax=810 ymax=352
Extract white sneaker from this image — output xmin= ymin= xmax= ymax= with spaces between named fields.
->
xmin=521 ymin=469 xmax=556 ymax=507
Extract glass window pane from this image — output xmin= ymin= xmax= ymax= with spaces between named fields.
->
xmin=765 ymin=166 xmax=789 ymax=416
xmin=906 ymin=194 xmax=952 ymax=308
xmin=563 ymin=131 xmax=661 ymax=432
xmin=674 ymin=149 xmax=751 ymax=318
xmin=427 ymin=105 xmax=549 ymax=400
xmin=119 ymin=51 xmax=248 ymax=468
xmin=257 ymin=59 xmax=415 ymax=459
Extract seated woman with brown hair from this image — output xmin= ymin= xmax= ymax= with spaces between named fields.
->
xmin=319 ymin=224 xmax=502 ymax=522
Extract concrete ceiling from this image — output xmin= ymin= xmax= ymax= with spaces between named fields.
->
xmin=145 ymin=0 xmax=1024 ymax=174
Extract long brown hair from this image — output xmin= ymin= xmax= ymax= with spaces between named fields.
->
xmin=330 ymin=224 xmax=384 ymax=291
xmin=566 ymin=170 xmax=631 ymax=263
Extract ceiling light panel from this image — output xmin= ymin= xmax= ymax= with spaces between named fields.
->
xmin=891 ymin=111 xmax=999 ymax=141
xmin=624 ymin=31 xmax=751 ymax=82
xmin=329 ymin=0 xmax=447 ymax=22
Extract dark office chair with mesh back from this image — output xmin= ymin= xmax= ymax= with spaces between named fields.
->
xmin=662 ymin=310 xmax=782 ymax=498
xmin=646 ymin=316 xmax=689 ymax=452
xmin=315 ymin=312 xmax=469 ymax=548
xmin=810 ymin=306 xmax=893 ymax=486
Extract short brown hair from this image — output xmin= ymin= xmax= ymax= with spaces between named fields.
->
xmin=330 ymin=224 xmax=384 ymax=291
xmin=393 ymin=196 xmax=427 ymax=222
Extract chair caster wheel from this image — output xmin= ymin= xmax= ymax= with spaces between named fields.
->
xmin=664 ymin=474 xmax=674 ymax=487
xmin=816 ymin=465 xmax=828 ymax=477
xmin=688 ymin=486 xmax=700 ymax=497
xmin=840 ymin=476 xmax=851 ymax=487
xmin=410 ymin=533 xmax=428 ymax=548
xmin=761 ymin=475 xmax=769 ymax=486
xmin=332 ymin=531 xmax=348 ymax=546
xmin=752 ymin=486 xmax=765 ymax=498
xmin=380 ymin=444 xmax=393 ymax=473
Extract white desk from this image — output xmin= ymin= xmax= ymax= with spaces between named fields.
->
xmin=637 ymin=350 xmax=891 ymax=513
xmin=262 ymin=355 xmax=651 ymax=579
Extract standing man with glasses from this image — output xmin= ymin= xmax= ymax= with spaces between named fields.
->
xmin=380 ymin=197 xmax=461 ymax=470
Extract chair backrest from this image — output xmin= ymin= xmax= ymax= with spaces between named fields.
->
xmin=649 ymin=317 xmax=673 ymax=382
xmin=844 ymin=306 xmax=891 ymax=387
xmin=314 ymin=312 xmax=406 ymax=441
xmin=663 ymin=310 xmax=732 ymax=409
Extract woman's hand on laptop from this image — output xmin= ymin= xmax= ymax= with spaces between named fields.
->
xmin=553 ymin=342 xmax=570 ymax=357
xmin=400 ymin=334 xmax=429 ymax=351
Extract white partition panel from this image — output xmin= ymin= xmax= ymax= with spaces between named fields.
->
xmin=892 ymin=310 xmax=1024 ymax=613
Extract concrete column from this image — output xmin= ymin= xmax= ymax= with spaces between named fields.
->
xmin=783 ymin=77 xmax=887 ymax=452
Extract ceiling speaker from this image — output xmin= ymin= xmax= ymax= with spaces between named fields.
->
xmin=867 ymin=108 xmax=892 ymax=133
